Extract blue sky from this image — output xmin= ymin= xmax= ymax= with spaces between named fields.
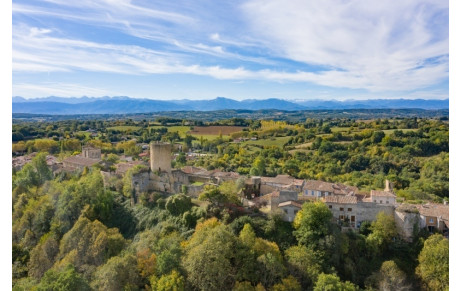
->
xmin=12 ymin=0 xmax=449 ymax=100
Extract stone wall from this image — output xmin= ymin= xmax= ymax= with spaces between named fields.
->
xmin=327 ymin=201 xmax=394 ymax=228
xmin=394 ymin=208 xmax=419 ymax=241
xmin=132 ymin=172 xmax=150 ymax=194
xmin=186 ymin=184 xmax=205 ymax=198
xmin=279 ymin=204 xmax=300 ymax=222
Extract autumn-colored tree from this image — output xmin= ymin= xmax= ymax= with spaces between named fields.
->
xmin=55 ymin=215 xmax=126 ymax=273
xmin=91 ymin=254 xmax=140 ymax=290
xmin=28 ymin=233 xmax=59 ymax=279
xmin=377 ymin=260 xmax=411 ymax=291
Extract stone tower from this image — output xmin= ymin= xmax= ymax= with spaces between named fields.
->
xmin=150 ymin=142 xmax=172 ymax=173
xmin=82 ymin=146 xmax=101 ymax=160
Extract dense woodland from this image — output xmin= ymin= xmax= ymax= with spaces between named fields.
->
xmin=12 ymin=115 xmax=448 ymax=290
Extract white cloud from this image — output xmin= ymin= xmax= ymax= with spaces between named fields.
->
xmin=12 ymin=0 xmax=448 ymax=93
xmin=240 ymin=0 xmax=448 ymax=91
xmin=13 ymin=82 xmax=117 ymax=98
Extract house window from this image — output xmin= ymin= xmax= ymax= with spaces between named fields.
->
xmin=294 ymin=210 xmax=298 ymax=215
xmin=374 ymin=200 xmax=377 ymax=203
xmin=339 ymin=215 xmax=344 ymax=220
xmin=348 ymin=208 xmax=352 ymax=211
xmin=429 ymin=218 xmax=434 ymax=223
xmin=325 ymin=192 xmax=329 ymax=196
xmin=380 ymin=200 xmax=383 ymax=204
xmin=386 ymin=201 xmax=389 ymax=204
xmin=311 ymin=190 xmax=314 ymax=196
xmin=329 ymin=205 xmax=332 ymax=209
xmin=284 ymin=209 xmax=288 ymax=214
xmin=317 ymin=191 xmax=321 ymax=197
xmin=340 ymin=207 xmax=344 ymax=211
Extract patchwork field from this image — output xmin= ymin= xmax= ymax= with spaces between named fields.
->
xmin=241 ymin=136 xmax=291 ymax=148
xmin=189 ymin=126 xmax=246 ymax=135
xmin=107 ymin=126 xmax=141 ymax=131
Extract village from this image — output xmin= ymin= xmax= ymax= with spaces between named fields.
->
xmin=13 ymin=141 xmax=449 ymax=242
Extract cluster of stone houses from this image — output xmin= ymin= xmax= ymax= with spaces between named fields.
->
xmin=14 ymin=142 xmax=449 ymax=240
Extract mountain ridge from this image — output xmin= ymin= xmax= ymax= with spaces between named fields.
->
xmin=12 ymin=96 xmax=449 ymax=114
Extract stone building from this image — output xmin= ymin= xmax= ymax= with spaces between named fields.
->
xmin=416 ymin=203 xmax=449 ymax=234
xmin=368 ymin=180 xmax=397 ymax=205
xmin=394 ymin=204 xmax=420 ymax=241
xmin=82 ymin=146 xmax=101 ymax=159
xmin=260 ymin=175 xmax=304 ymax=195
xmin=150 ymin=142 xmax=172 ymax=173
xmin=62 ymin=156 xmax=100 ymax=171
xmin=278 ymin=200 xmax=302 ymax=222
xmin=324 ymin=195 xmax=395 ymax=229
xmin=303 ymin=180 xmax=358 ymax=198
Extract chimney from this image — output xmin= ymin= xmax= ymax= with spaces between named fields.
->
xmin=384 ymin=180 xmax=393 ymax=192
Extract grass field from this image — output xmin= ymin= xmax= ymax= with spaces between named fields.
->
xmin=148 ymin=125 xmax=242 ymax=141
xmin=295 ymin=142 xmax=312 ymax=149
xmin=76 ymin=131 xmax=92 ymax=137
xmin=150 ymin=125 xmax=191 ymax=135
xmin=241 ymin=136 xmax=291 ymax=148
xmin=189 ymin=126 xmax=246 ymax=135
xmin=330 ymin=127 xmax=351 ymax=133
xmin=382 ymin=128 xmax=418 ymax=135
xmin=107 ymin=126 xmax=141 ymax=131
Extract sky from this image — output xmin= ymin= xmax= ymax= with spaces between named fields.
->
xmin=11 ymin=0 xmax=449 ymax=100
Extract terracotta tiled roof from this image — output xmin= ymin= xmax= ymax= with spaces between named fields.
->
xmin=323 ymin=196 xmax=358 ymax=204
xmin=416 ymin=203 xmax=449 ymax=221
xmin=304 ymin=180 xmax=357 ymax=195
xmin=63 ymin=156 xmax=100 ymax=167
xmin=212 ymin=171 xmax=240 ymax=179
xmin=370 ymin=190 xmax=396 ymax=198
xmin=261 ymin=175 xmax=304 ymax=186
xmin=181 ymin=166 xmax=207 ymax=174
xmin=278 ymin=201 xmax=303 ymax=208
xmin=116 ymin=161 xmax=147 ymax=174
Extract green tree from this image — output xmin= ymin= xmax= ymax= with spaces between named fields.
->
xmin=293 ymin=202 xmax=333 ymax=248
xmin=28 ymin=233 xmax=59 ymax=280
xmin=55 ymin=215 xmax=126 ymax=273
xmin=416 ymin=234 xmax=449 ymax=291
xmin=152 ymin=270 xmax=185 ymax=291
xmin=249 ymin=157 xmax=265 ymax=176
xmin=165 ymin=194 xmax=193 ymax=216
xmin=31 ymin=152 xmax=52 ymax=185
xmin=285 ymin=245 xmax=322 ymax=289
xmin=313 ymin=273 xmax=358 ymax=291
xmin=366 ymin=212 xmax=397 ymax=255
xmin=36 ymin=264 xmax=91 ymax=291
xmin=183 ymin=219 xmax=240 ymax=290
xmin=91 ymin=254 xmax=141 ymax=290
xmin=198 ymin=185 xmax=226 ymax=205
xmin=272 ymin=276 xmax=302 ymax=291
xmin=218 ymin=180 xmax=241 ymax=204
xmin=377 ymin=260 xmax=411 ymax=291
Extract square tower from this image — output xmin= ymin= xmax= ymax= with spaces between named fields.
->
xmin=150 ymin=142 xmax=172 ymax=173
xmin=82 ymin=146 xmax=101 ymax=160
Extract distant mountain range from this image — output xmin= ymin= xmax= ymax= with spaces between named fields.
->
xmin=12 ymin=96 xmax=449 ymax=115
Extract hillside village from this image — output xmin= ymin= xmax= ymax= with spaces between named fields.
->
xmin=14 ymin=141 xmax=449 ymax=242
